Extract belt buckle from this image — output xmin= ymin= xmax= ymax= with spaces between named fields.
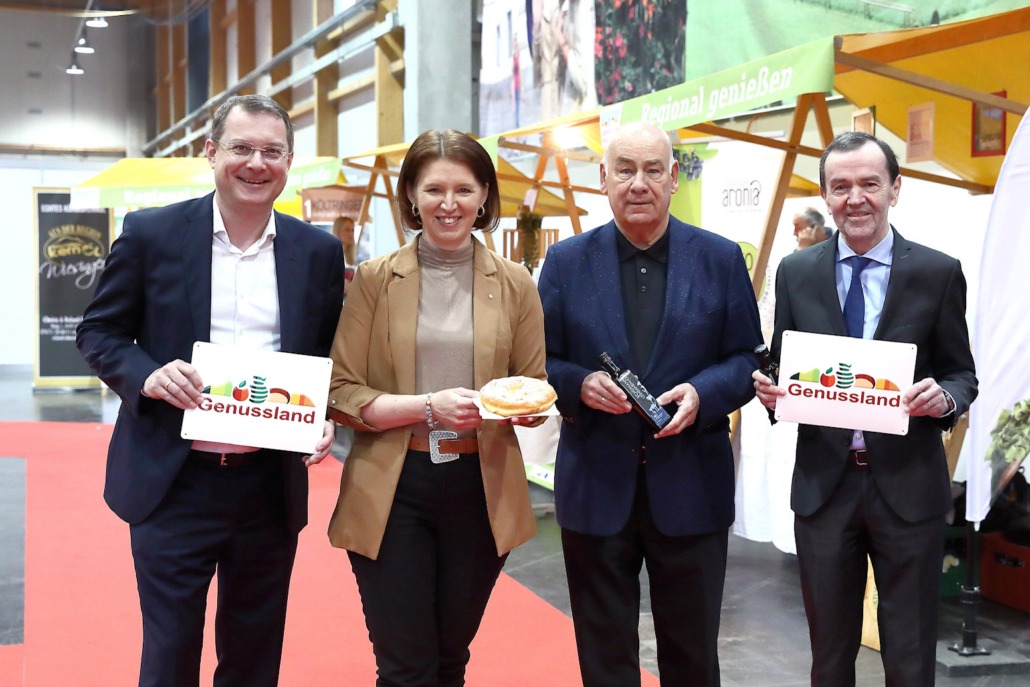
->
xmin=429 ymin=430 xmax=459 ymax=464
xmin=852 ymin=450 xmax=869 ymax=467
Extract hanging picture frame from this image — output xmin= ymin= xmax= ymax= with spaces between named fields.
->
xmin=852 ymin=106 xmax=876 ymax=135
xmin=972 ymin=91 xmax=1007 ymax=158
xmin=906 ymin=102 xmax=934 ymax=163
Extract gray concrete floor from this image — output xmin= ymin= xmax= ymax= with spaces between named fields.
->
xmin=2 ymin=364 xmax=1028 ymax=685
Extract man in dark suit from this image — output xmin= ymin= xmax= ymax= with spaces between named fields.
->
xmin=753 ymin=131 xmax=977 ymax=687
xmin=538 ymin=121 xmax=762 ymax=687
xmin=76 ymin=95 xmax=344 ymax=687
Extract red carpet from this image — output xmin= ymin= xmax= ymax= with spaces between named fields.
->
xmin=2 ymin=421 xmax=659 ymax=686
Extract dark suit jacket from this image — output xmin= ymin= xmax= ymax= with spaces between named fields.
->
xmin=538 ymin=218 xmax=763 ymax=537
xmin=772 ymin=229 xmax=977 ymax=522
xmin=77 ymin=193 xmax=344 ymax=534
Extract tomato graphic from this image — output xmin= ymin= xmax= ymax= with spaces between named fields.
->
xmin=232 ymin=380 xmax=249 ymax=402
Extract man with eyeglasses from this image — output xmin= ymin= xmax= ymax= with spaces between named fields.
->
xmin=77 ymin=94 xmax=344 ymax=687
xmin=537 ymin=121 xmax=762 ymax=686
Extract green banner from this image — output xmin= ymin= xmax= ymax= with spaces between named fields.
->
xmin=601 ymin=37 xmax=835 ymax=135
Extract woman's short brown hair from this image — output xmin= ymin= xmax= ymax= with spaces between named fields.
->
xmin=397 ymin=129 xmax=501 ymax=233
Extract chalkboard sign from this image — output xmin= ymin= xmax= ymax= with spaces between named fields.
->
xmin=34 ymin=188 xmax=111 ymax=388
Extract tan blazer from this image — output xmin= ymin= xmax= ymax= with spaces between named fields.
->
xmin=326 ymin=237 xmax=544 ymax=559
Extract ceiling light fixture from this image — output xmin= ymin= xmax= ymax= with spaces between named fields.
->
xmin=85 ymin=15 xmax=109 ymax=29
xmin=74 ymin=32 xmax=94 ymax=54
xmin=66 ymin=56 xmax=84 ymax=75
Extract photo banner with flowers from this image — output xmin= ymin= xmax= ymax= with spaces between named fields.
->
xmin=599 ymin=37 xmax=836 ymax=146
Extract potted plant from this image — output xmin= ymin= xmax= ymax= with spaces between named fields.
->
xmin=516 ymin=205 xmax=543 ymax=274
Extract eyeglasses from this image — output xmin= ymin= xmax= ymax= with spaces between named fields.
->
xmin=212 ymin=140 xmax=290 ymax=163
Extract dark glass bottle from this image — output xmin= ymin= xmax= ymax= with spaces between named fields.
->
xmin=598 ymin=352 xmax=672 ymax=431
xmin=754 ymin=344 xmax=778 ymax=384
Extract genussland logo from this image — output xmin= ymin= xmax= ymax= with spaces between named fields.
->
xmin=198 ymin=375 xmax=319 ymax=424
xmin=787 ymin=362 xmax=901 ymax=407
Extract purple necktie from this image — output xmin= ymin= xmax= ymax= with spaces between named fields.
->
xmin=843 ymin=256 xmax=872 ymax=338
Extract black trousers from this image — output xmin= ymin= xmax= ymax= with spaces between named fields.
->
xmin=348 ymin=450 xmax=507 ymax=687
xmin=562 ymin=467 xmax=728 ymax=687
xmin=795 ymin=462 xmax=945 ymax=687
xmin=129 ymin=453 xmax=297 ymax=687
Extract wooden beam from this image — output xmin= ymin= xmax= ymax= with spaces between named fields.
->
xmin=0 ymin=143 xmax=125 ymax=156
xmin=898 ymin=166 xmax=993 ymax=195
xmin=236 ymin=0 xmax=256 ymax=95
xmin=811 ymin=93 xmax=836 ymax=148
xmin=313 ymin=0 xmax=338 ymax=156
xmin=328 ymin=73 xmax=376 ymax=103
xmin=691 ymin=120 xmax=993 ymax=195
xmin=685 ymin=122 xmax=825 ymax=158
xmin=155 ymin=27 xmax=170 ymax=133
xmin=375 ymin=26 xmax=404 ymax=146
xmin=553 ymin=154 xmax=583 ymax=234
xmin=270 ymin=0 xmax=293 ymax=111
xmin=835 ymin=50 xmax=1027 ymax=115
xmin=171 ymin=24 xmax=186 ymax=126
xmin=752 ymin=93 xmax=814 ymax=297
xmin=499 ymin=139 xmax=602 ymax=164
xmin=208 ymin=0 xmax=227 ymax=98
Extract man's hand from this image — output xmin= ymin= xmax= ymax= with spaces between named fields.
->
xmin=302 ymin=421 xmax=336 ymax=467
xmin=752 ymin=369 xmax=785 ymax=411
xmin=580 ymin=371 xmax=632 ymax=414
xmin=142 ymin=360 xmax=203 ymax=409
xmin=653 ymin=383 xmax=699 ymax=438
xmin=903 ymin=378 xmax=954 ymax=418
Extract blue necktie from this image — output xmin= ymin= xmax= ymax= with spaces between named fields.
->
xmin=843 ymin=256 xmax=872 ymax=338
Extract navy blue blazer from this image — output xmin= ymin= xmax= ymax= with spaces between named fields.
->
xmin=538 ymin=217 xmax=762 ymax=537
xmin=77 ymin=193 xmax=345 ymax=534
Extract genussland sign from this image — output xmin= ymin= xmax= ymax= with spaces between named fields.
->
xmin=775 ymin=331 xmax=916 ymax=435
xmin=181 ymin=342 xmax=332 ymax=453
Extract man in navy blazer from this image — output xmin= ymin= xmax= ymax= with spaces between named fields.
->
xmin=77 ymin=95 xmax=344 ymax=687
xmin=754 ymin=132 xmax=977 ymax=686
xmin=538 ymin=121 xmax=762 ymax=687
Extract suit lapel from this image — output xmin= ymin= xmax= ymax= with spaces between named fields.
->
xmin=181 ymin=195 xmax=213 ymax=344
xmin=388 ymin=240 xmax=420 ymax=394
xmin=818 ymin=238 xmax=848 ymax=336
xmin=273 ymin=214 xmax=300 ymax=353
xmin=874 ymin=228 xmax=911 ymax=340
xmin=586 ymin=222 xmax=633 ymax=366
xmin=472 ymin=242 xmax=501 ymax=390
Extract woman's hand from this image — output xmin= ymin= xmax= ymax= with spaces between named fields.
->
xmin=429 ymin=388 xmax=483 ymax=431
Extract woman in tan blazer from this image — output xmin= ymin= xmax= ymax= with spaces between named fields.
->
xmin=326 ymin=129 xmax=546 ymax=687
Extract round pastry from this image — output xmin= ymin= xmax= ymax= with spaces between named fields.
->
xmin=479 ymin=376 xmax=557 ymax=416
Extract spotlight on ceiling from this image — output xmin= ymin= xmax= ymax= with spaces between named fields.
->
xmin=66 ymin=57 xmax=84 ymax=75
xmin=86 ymin=15 xmax=109 ymax=29
xmin=74 ymin=33 xmax=95 ymax=54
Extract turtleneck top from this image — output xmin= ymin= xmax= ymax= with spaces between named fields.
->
xmin=413 ymin=236 xmax=476 ymax=438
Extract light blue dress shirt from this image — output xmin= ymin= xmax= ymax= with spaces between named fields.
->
xmin=836 ymin=230 xmax=894 ymax=450
xmin=836 ymin=230 xmax=894 ymax=340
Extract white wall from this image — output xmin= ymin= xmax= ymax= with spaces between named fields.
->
xmin=0 ymin=10 xmax=136 ymax=151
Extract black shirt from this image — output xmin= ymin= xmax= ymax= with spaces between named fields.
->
xmin=615 ymin=228 xmax=669 ymax=372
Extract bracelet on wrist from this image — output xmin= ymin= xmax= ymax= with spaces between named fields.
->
xmin=424 ymin=393 xmax=439 ymax=430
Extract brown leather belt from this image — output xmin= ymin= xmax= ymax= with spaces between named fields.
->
xmin=408 ymin=435 xmax=479 ymax=454
xmin=189 ymin=448 xmax=272 ymax=468
xmin=849 ymin=450 xmax=869 ymax=467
